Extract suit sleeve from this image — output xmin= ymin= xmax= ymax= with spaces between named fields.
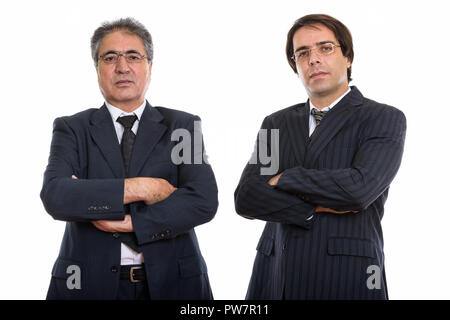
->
xmin=234 ymin=116 xmax=316 ymax=228
xmin=40 ymin=117 xmax=125 ymax=222
xmin=131 ymin=116 xmax=218 ymax=246
xmin=276 ymin=107 xmax=407 ymax=211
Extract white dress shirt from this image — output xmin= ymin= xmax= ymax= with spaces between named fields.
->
xmin=105 ymin=100 xmax=146 ymax=265
xmin=309 ymin=88 xmax=351 ymax=137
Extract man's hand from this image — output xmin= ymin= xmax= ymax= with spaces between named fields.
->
xmin=124 ymin=177 xmax=177 ymax=205
xmin=315 ymin=206 xmax=358 ymax=214
xmin=268 ymin=173 xmax=283 ymax=186
xmin=92 ymin=214 xmax=134 ymax=232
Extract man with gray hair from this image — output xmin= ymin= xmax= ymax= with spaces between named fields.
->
xmin=41 ymin=18 xmax=218 ymax=300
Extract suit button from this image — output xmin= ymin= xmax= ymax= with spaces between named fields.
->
xmin=112 ymin=232 xmax=120 ymax=238
xmin=111 ymin=266 xmax=118 ymax=273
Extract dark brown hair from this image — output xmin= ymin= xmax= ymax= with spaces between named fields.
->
xmin=286 ymin=14 xmax=354 ymax=82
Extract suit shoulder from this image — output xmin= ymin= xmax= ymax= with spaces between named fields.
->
xmin=56 ymin=108 xmax=98 ymax=123
xmin=362 ymin=98 xmax=405 ymax=118
xmin=266 ymin=102 xmax=306 ymax=122
xmin=153 ymin=106 xmax=201 ymax=131
xmin=53 ymin=108 xmax=98 ymax=129
xmin=153 ymin=106 xmax=199 ymax=122
xmin=361 ymin=98 xmax=407 ymax=130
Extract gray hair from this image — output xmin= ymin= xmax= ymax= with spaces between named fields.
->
xmin=90 ymin=17 xmax=153 ymax=66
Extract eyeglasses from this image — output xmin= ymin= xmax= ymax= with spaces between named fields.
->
xmin=291 ymin=42 xmax=341 ymax=63
xmin=98 ymin=50 xmax=148 ymax=64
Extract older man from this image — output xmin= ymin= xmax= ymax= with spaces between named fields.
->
xmin=235 ymin=14 xmax=406 ymax=299
xmin=41 ymin=18 xmax=218 ymax=300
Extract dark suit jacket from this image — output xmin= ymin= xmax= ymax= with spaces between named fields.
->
xmin=41 ymin=101 xmax=218 ymax=300
xmin=235 ymin=87 xmax=406 ymax=299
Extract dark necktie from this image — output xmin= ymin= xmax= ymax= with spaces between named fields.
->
xmin=116 ymin=115 xmax=142 ymax=253
xmin=117 ymin=115 xmax=138 ymax=176
xmin=311 ymin=108 xmax=328 ymax=126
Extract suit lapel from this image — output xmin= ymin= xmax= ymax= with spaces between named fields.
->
xmin=284 ymin=103 xmax=310 ymax=165
xmin=129 ymin=102 xmax=167 ymax=177
xmin=89 ymin=104 xmax=125 ymax=178
xmin=304 ymin=86 xmax=364 ymax=167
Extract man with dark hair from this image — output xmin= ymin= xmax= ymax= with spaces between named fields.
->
xmin=41 ymin=17 xmax=218 ymax=300
xmin=235 ymin=14 xmax=406 ymax=299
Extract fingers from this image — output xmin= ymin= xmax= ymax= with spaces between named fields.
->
xmin=91 ymin=221 xmax=109 ymax=232
xmin=72 ymin=175 xmax=78 ymax=179
xmin=92 ymin=220 xmax=116 ymax=232
xmin=316 ymin=205 xmax=357 ymax=214
xmin=268 ymin=173 xmax=283 ymax=186
xmin=91 ymin=215 xmax=133 ymax=233
xmin=123 ymin=214 xmax=134 ymax=230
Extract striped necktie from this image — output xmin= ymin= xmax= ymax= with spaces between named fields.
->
xmin=311 ymin=108 xmax=328 ymax=126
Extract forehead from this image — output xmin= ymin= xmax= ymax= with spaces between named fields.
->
xmin=98 ymin=30 xmax=145 ymax=53
xmin=292 ymin=24 xmax=338 ymax=48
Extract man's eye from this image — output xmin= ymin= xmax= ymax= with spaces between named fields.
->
xmin=298 ymin=50 xmax=309 ymax=58
xmin=104 ymin=55 xmax=116 ymax=62
xmin=127 ymin=54 xmax=140 ymax=60
xmin=320 ymin=45 xmax=333 ymax=52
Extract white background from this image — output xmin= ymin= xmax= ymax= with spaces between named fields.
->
xmin=0 ymin=0 xmax=449 ymax=299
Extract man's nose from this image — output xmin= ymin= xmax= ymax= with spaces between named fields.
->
xmin=308 ymin=49 xmax=322 ymax=65
xmin=115 ymin=55 xmax=130 ymax=73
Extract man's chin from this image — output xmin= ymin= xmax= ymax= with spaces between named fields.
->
xmin=106 ymin=95 xmax=141 ymax=106
xmin=111 ymin=93 xmax=138 ymax=101
xmin=308 ymin=84 xmax=333 ymax=97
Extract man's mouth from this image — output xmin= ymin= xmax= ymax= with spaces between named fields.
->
xmin=115 ymin=80 xmax=133 ymax=85
xmin=309 ymin=71 xmax=328 ymax=79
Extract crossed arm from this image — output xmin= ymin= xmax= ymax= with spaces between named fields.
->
xmin=267 ymin=174 xmax=354 ymax=214
xmin=41 ymin=116 xmax=217 ymax=240
xmin=234 ymin=116 xmax=355 ymax=227
xmin=235 ymin=108 xmax=406 ymax=225
xmin=71 ymin=175 xmax=176 ymax=232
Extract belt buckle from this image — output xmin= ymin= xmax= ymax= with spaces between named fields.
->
xmin=130 ymin=266 xmax=142 ymax=283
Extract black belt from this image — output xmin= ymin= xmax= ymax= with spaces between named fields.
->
xmin=120 ymin=265 xmax=146 ymax=283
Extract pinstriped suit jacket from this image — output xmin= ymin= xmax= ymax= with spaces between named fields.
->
xmin=234 ymin=86 xmax=406 ymax=299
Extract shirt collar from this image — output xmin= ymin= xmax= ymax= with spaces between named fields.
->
xmin=105 ymin=100 xmax=147 ymax=122
xmin=309 ymin=87 xmax=351 ymax=112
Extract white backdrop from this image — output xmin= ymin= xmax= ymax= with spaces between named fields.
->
xmin=1 ymin=0 xmax=449 ymax=299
